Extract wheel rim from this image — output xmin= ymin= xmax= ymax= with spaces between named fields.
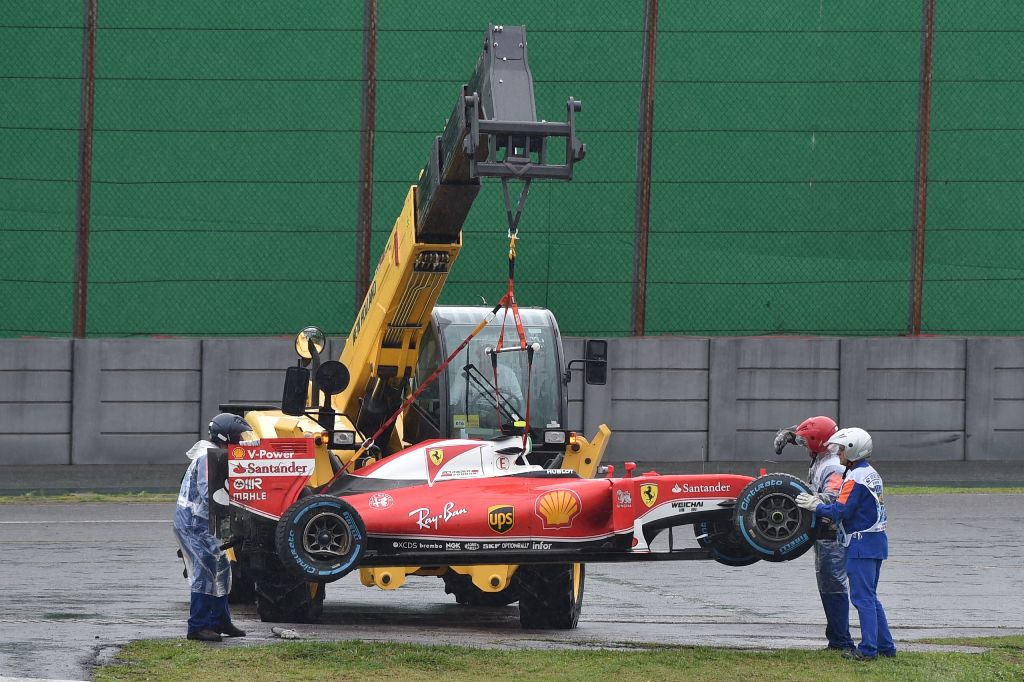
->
xmin=302 ymin=510 xmax=352 ymax=559
xmin=571 ymin=563 xmax=582 ymax=601
xmin=752 ymin=493 xmax=801 ymax=541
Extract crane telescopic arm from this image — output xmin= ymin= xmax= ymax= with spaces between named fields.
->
xmin=336 ymin=25 xmax=586 ymax=453
xmin=415 ymin=24 xmax=586 ymax=242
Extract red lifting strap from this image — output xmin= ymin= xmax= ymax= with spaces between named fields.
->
xmin=494 ymin=234 xmax=532 ymax=451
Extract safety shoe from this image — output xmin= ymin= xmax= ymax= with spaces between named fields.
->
xmin=823 ymin=645 xmax=855 ymax=653
xmin=220 ymin=623 xmax=247 ymax=637
xmin=842 ymin=649 xmax=877 ymax=662
xmin=879 ymin=650 xmax=897 ymax=658
xmin=186 ymin=629 xmax=223 ymax=642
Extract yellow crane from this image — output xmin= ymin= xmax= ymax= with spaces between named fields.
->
xmin=217 ymin=25 xmax=610 ymax=624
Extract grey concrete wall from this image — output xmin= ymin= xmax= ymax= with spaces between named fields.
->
xmin=572 ymin=337 xmax=1020 ymax=464
xmin=0 ymin=336 xmax=1020 ymax=466
xmin=966 ymin=338 xmax=1024 ymax=460
xmin=0 ymin=339 xmax=73 ymax=465
xmin=71 ymin=339 xmax=202 ymax=464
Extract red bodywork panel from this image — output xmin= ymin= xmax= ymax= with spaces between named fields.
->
xmin=227 ymin=438 xmax=755 ymax=561
xmin=227 ymin=438 xmax=314 ymax=519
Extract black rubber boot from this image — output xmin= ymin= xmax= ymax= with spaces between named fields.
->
xmin=842 ymin=649 xmax=876 ymax=662
xmin=220 ymin=623 xmax=247 ymax=637
xmin=187 ymin=629 xmax=223 ymax=642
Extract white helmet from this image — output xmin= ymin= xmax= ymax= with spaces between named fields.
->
xmin=827 ymin=427 xmax=873 ymax=462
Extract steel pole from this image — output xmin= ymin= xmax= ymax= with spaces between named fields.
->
xmin=355 ymin=0 xmax=378 ymax=316
xmin=632 ymin=0 xmax=658 ymax=337
xmin=73 ymin=0 xmax=98 ymax=338
xmin=908 ymin=0 xmax=936 ymax=335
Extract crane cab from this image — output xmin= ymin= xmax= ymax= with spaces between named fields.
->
xmin=403 ymin=306 xmax=571 ymax=465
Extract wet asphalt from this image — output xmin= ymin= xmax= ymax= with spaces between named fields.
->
xmin=0 ymin=494 xmax=1022 ymax=680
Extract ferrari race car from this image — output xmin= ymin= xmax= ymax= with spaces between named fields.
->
xmin=209 ymin=435 xmax=818 ymax=628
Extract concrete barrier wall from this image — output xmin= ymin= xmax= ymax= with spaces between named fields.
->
xmin=0 ymin=336 xmax=1020 ymax=465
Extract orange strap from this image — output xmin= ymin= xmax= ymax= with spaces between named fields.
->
xmin=494 ymin=233 xmax=530 ymax=450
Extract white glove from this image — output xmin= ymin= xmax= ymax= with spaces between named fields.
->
xmin=795 ymin=492 xmax=821 ymax=512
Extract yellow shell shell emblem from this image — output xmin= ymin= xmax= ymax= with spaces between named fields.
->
xmin=535 ymin=489 xmax=582 ymax=529
xmin=230 ymin=446 xmax=246 ymax=459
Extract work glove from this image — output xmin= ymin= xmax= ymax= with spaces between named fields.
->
xmin=773 ymin=426 xmax=798 ymax=455
xmin=796 ymin=492 xmax=821 ymax=512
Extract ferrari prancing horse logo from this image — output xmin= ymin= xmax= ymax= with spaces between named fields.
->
xmin=428 ymin=449 xmax=444 ymax=466
xmin=640 ymin=483 xmax=658 ymax=508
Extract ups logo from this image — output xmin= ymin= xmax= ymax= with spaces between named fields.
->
xmin=487 ymin=505 xmax=514 ymax=534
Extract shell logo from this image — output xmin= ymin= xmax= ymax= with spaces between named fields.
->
xmin=230 ymin=446 xmax=246 ymax=459
xmin=535 ymin=489 xmax=582 ymax=529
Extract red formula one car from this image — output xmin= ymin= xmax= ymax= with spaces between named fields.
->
xmin=210 ymin=435 xmax=817 ymax=628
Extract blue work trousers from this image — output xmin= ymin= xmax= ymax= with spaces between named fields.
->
xmin=188 ymin=591 xmax=231 ymax=634
xmin=847 ymin=557 xmax=896 ymax=657
xmin=815 ymin=540 xmax=853 ymax=650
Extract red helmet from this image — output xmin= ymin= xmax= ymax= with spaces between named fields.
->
xmin=795 ymin=416 xmax=838 ymax=455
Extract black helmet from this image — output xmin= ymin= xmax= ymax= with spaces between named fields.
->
xmin=208 ymin=413 xmax=253 ymax=445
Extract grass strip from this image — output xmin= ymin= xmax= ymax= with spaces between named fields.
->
xmin=915 ymin=635 xmax=1024 ymax=649
xmin=95 ymin=639 xmax=1023 ymax=682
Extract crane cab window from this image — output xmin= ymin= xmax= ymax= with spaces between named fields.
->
xmin=434 ymin=308 xmax=563 ymax=441
xmin=411 ymin=328 xmax=442 ymax=428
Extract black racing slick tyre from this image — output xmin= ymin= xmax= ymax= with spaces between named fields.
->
xmin=694 ymin=518 xmax=761 ymax=567
xmin=275 ymin=495 xmax=366 ymax=583
xmin=734 ymin=473 xmax=816 ymax=563
xmin=518 ymin=563 xmax=585 ymax=630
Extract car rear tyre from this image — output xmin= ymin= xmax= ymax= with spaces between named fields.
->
xmin=275 ymin=495 xmax=366 ymax=583
xmin=694 ymin=518 xmax=760 ymax=567
xmin=518 ymin=563 xmax=585 ymax=629
xmin=734 ymin=472 xmax=816 ymax=562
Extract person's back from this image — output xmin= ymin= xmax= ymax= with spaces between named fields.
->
xmin=174 ymin=442 xmax=211 ymax=532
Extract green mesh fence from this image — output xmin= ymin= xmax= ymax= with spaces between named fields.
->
xmin=0 ymin=1 xmax=1022 ymax=338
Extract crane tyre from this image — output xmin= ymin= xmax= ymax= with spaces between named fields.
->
xmin=518 ymin=563 xmax=585 ymax=629
xmin=255 ymin=578 xmax=325 ymax=623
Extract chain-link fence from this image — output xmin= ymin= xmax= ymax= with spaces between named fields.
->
xmin=1 ymin=1 xmax=1021 ymax=338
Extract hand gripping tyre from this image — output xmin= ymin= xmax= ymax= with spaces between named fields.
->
xmin=517 ymin=563 xmax=585 ymax=629
xmin=693 ymin=518 xmax=760 ymax=567
xmin=734 ymin=473 xmax=816 ymax=563
xmin=275 ymin=495 xmax=366 ymax=582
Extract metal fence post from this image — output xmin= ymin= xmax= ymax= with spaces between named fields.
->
xmin=908 ymin=0 xmax=937 ymax=335
xmin=632 ymin=0 xmax=659 ymax=337
xmin=355 ymin=0 xmax=379 ymax=315
xmin=73 ymin=0 xmax=98 ymax=338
